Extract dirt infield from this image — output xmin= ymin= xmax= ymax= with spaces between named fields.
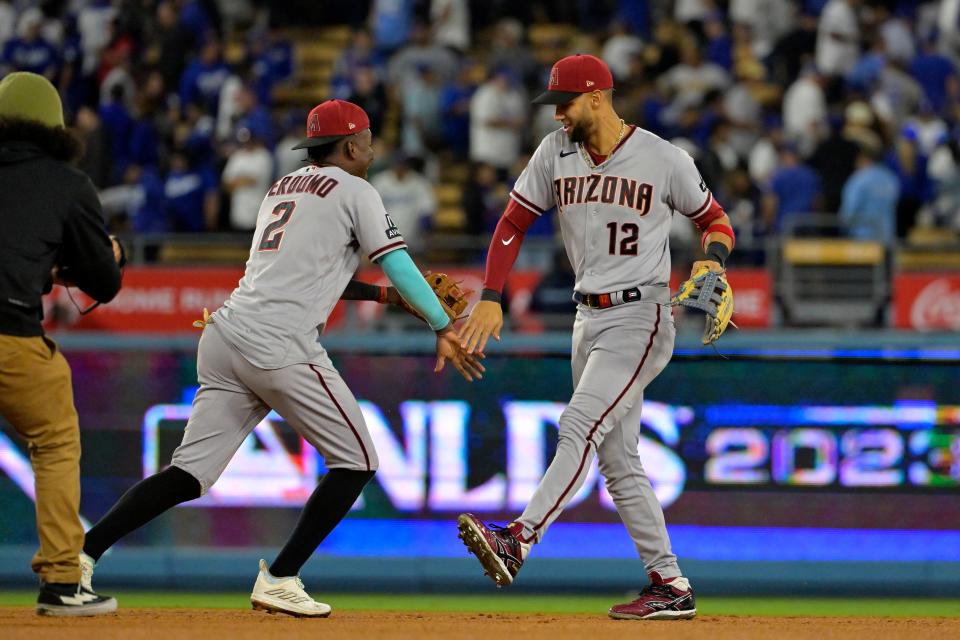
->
xmin=4 ymin=608 xmax=960 ymax=640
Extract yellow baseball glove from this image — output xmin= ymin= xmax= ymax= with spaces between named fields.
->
xmin=670 ymin=266 xmax=734 ymax=345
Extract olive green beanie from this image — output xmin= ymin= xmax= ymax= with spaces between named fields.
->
xmin=0 ymin=72 xmax=64 ymax=128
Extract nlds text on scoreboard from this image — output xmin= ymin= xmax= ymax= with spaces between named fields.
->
xmin=142 ymin=398 xmax=960 ymax=511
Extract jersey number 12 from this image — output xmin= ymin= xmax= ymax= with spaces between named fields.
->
xmin=258 ymin=201 xmax=296 ymax=252
xmin=607 ymin=222 xmax=639 ymax=256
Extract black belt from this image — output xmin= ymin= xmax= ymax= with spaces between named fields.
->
xmin=572 ymin=287 xmax=644 ymax=309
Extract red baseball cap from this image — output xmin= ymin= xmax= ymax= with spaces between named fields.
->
xmin=292 ymin=99 xmax=371 ymax=150
xmin=532 ymin=54 xmax=615 ymax=105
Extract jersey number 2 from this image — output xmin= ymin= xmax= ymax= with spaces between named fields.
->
xmin=257 ymin=201 xmax=296 ymax=252
xmin=607 ymin=222 xmax=639 ymax=256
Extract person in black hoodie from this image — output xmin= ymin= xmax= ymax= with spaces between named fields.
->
xmin=0 ymin=72 xmax=123 ymax=616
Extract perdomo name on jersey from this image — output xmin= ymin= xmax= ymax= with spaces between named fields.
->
xmin=267 ymin=174 xmax=339 ymax=198
xmin=553 ymin=175 xmax=653 ymax=215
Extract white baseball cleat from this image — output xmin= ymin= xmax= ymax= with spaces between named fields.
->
xmin=79 ymin=552 xmax=96 ymax=592
xmin=250 ymin=559 xmax=332 ymax=618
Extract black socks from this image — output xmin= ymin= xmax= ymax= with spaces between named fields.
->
xmin=82 ymin=464 xmax=373 ymax=579
xmin=269 ymin=468 xmax=375 ymax=578
xmin=83 ymin=466 xmax=202 ymax=561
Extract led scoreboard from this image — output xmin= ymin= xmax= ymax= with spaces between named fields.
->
xmin=703 ymin=404 xmax=958 ymax=489
xmin=1 ymin=351 xmax=958 ymax=559
xmin=138 ymin=398 xmax=959 ymax=512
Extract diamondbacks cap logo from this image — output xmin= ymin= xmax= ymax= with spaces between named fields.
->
xmin=549 ymin=66 xmax=559 ymax=88
xmin=308 ymin=114 xmax=320 ymax=134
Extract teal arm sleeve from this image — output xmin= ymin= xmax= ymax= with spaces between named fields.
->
xmin=377 ymin=249 xmax=451 ymax=331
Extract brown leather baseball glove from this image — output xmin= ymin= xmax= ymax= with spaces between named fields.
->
xmin=392 ymin=271 xmax=472 ymax=324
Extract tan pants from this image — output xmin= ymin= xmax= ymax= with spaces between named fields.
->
xmin=0 ymin=334 xmax=82 ymax=584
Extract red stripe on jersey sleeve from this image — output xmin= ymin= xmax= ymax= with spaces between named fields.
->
xmin=692 ymin=196 xmax=727 ymax=231
xmin=368 ymin=240 xmax=407 ymax=262
xmin=688 ymin=192 xmax=713 ymax=220
xmin=509 ymin=190 xmax=546 ymax=215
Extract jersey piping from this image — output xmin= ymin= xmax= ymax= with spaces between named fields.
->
xmin=369 ymin=240 xmax=407 ymax=262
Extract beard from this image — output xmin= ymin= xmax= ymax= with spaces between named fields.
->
xmin=567 ymin=120 xmax=592 ymax=144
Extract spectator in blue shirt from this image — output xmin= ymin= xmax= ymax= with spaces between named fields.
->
xmin=232 ymin=86 xmax=275 ymax=149
xmin=370 ymin=0 xmax=415 ymax=55
xmin=181 ymin=102 xmax=218 ymax=173
xmin=763 ymin=144 xmax=823 ymax=233
xmin=178 ymin=0 xmax=216 ymax=46
xmin=331 ymin=30 xmax=385 ymax=99
xmin=840 ymin=144 xmax=900 ymax=243
xmin=615 ymin=0 xmax=652 ymax=39
xmin=59 ymin=16 xmax=87 ymax=115
xmin=98 ymin=84 xmax=133 ymax=180
xmin=887 ymin=129 xmax=932 ymax=237
xmin=165 ymin=149 xmax=219 ymax=232
xmin=910 ymin=39 xmax=959 ymax=114
xmin=2 ymin=9 xmax=58 ymax=78
xmin=250 ymin=28 xmax=295 ymax=106
xmin=438 ymin=63 xmax=475 ymax=156
xmin=121 ymin=164 xmax=168 ymax=233
xmin=705 ymin=15 xmax=732 ymax=71
xmin=127 ymin=109 xmax=162 ymax=171
xmin=179 ymin=38 xmax=231 ymax=114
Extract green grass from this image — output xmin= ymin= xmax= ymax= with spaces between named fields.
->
xmin=1 ymin=592 xmax=959 ymax=617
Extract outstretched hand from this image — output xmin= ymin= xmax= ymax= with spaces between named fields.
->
xmin=435 ymin=327 xmax=486 ymax=382
xmin=458 ymin=300 xmax=503 ymax=355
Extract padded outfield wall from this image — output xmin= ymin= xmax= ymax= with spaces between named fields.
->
xmin=0 ymin=330 xmax=958 ymax=595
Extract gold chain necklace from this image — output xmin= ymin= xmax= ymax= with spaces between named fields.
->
xmin=579 ymin=119 xmax=626 ymax=169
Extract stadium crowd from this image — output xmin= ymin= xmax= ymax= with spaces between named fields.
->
xmin=2 ymin=0 xmax=959 ymax=259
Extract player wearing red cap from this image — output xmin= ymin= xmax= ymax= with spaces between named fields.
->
xmin=76 ymin=99 xmax=484 ymax=617
xmin=456 ymin=55 xmax=735 ymax=620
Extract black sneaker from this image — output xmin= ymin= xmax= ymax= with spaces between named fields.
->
xmin=36 ymin=582 xmax=118 ymax=617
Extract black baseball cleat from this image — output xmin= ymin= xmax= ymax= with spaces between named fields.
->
xmin=608 ymin=572 xmax=697 ymax=620
xmin=457 ymin=513 xmax=530 ymax=587
xmin=36 ymin=581 xmax=118 ymax=617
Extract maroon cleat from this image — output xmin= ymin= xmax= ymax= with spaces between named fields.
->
xmin=456 ymin=513 xmax=528 ymax=587
xmin=608 ymin=572 xmax=697 ymax=620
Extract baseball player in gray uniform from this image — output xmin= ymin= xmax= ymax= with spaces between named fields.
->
xmin=76 ymin=99 xmax=484 ymax=617
xmin=456 ymin=55 xmax=736 ymax=620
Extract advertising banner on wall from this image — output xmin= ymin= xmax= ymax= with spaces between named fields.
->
xmin=42 ymin=267 xmax=245 ymax=333
xmin=42 ymin=267 xmax=772 ymax=333
xmin=894 ymin=273 xmax=960 ymax=331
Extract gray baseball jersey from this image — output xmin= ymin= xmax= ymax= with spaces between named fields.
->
xmin=510 ymin=126 xmax=713 ymax=294
xmin=505 ymin=125 xmax=710 ymax=580
xmin=171 ymin=164 xmax=405 ymax=487
xmin=214 ymin=164 xmax=406 ymax=369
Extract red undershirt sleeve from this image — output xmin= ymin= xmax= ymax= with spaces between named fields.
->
xmin=692 ymin=197 xmax=727 ymax=231
xmin=481 ymin=199 xmax=539 ymax=300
